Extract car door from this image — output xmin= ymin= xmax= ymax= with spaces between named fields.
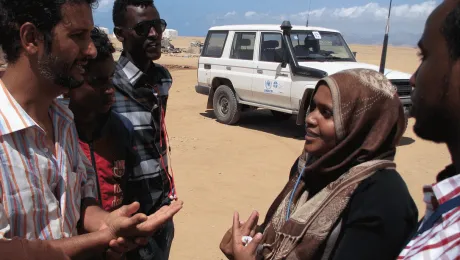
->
xmin=198 ymin=31 xmax=228 ymax=89
xmin=221 ymin=31 xmax=257 ymax=102
xmin=251 ymin=32 xmax=292 ymax=109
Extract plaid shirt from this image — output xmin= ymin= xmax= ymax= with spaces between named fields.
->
xmin=111 ymin=53 xmax=173 ymax=216
xmin=398 ymin=166 xmax=460 ymax=260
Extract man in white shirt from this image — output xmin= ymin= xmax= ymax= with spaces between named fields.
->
xmin=0 ymin=0 xmax=182 ymax=259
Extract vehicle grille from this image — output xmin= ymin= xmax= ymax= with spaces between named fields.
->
xmin=391 ymin=80 xmax=412 ymax=97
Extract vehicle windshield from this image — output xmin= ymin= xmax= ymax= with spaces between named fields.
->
xmin=290 ymin=30 xmax=355 ymax=61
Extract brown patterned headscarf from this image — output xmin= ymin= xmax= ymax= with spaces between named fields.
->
xmin=258 ymin=69 xmax=406 ymax=260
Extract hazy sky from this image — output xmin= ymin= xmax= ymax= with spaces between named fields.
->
xmin=93 ymin=0 xmax=441 ymax=45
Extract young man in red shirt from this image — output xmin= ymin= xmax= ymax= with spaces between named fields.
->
xmin=66 ymin=27 xmax=137 ymax=213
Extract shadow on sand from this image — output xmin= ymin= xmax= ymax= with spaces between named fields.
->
xmin=200 ymin=109 xmax=417 ymax=146
xmin=201 ymin=109 xmax=305 ymax=140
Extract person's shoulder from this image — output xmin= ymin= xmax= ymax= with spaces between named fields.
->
xmin=152 ymin=62 xmax=172 ymax=80
xmin=152 ymin=62 xmax=170 ymax=72
xmin=111 ymin=111 xmax=134 ymax=133
xmin=343 ymin=168 xmax=419 ymax=234
xmin=359 ymin=168 xmax=408 ymax=192
xmin=351 ymin=168 xmax=417 ymax=214
xmin=112 ymin=58 xmax=130 ymax=84
xmin=53 ymin=98 xmax=75 ymax=122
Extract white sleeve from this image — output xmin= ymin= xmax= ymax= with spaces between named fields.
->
xmin=0 ymin=184 xmax=11 ymax=239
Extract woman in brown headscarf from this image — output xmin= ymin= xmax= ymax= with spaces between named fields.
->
xmin=220 ymin=69 xmax=418 ymax=260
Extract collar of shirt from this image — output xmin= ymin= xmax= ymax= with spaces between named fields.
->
xmin=399 ymin=170 xmax=460 ymax=259
xmin=432 ymin=170 xmax=460 ymax=205
xmin=116 ymin=52 xmax=171 ymax=97
xmin=117 ymin=53 xmax=147 ymax=87
xmin=0 ymin=80 xmax=73 ymax=136
xmin=422 ymin=167 xmax=460 ymax=217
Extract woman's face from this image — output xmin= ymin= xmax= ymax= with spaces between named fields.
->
xmin=305 ymin=84 xmax=337 ymax=157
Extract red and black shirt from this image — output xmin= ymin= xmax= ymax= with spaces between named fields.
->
xmin=77 ymin=111 xmax=137 ymax=212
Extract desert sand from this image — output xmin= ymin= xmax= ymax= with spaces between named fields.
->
xmin=110 ymin=37 xmax=448 ymax=260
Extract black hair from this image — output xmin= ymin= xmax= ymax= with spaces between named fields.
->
xmin=112 ymin=0 xmax=154 ymax=27
xmin=442 ymin=2 xmax=460 ymax=61
xmin=90 ymin=27 xmax=115 ymax=63
xmin=0 ymin=0 xmax=98 ymax=63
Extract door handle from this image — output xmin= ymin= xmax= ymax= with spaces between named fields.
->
xmin=204 ymin=64 xmax=211 ymax=69
xmin=276 ymin=73 xmax=288 ymax=77
xmin=257 ymin=69 xmax=263 ymax=74
xmin=226 ymin=66 xmax=232 ymax=70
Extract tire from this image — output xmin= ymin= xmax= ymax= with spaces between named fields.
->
xmin=403 ymin=115 xmax=409 ymax=133
xmin=271 ymin=110 xmax=292 ymax=120
xmin=213 ymin=85 xmax=241 ymax=125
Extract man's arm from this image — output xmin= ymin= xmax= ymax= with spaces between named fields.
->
xmin=77 ymin=141 xmax=109 ymax=233
xmin=80 ymin=198 xmax=110 ymax=233
xmin=0 ymin=199 xmax=120 ymax=260
xmin=51 ymin=200 xmax=183 ymax=260
xmin=1 ymin=238 xmax=70 ymax=260
xmin=47 ymin=228 xmax=113 ymax=260
xmin=49 ymin=201 xmax=156 ymax=260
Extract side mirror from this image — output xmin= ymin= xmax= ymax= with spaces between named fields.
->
xmin=352 ymin=51 xmax=357 ymax=58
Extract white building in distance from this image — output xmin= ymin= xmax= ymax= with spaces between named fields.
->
xmin=163 ymin=29 xmax=178 ymax=39
xmin=98 ymin=27 xmax=110 ymax=35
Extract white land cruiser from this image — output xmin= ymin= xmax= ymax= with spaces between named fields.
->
xmin=195 ymin=21 xmax=412 ymax=126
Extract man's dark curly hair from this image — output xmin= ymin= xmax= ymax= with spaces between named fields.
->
xmin=0 ymin=0 xmax=98 ymax=63
xmin=112 ymin=0 xmax=154 ymax=27
xmin=90 ymin=27 xmax=115 ymax=63
xmin=442 ymin=2 xmax=460 ymax=61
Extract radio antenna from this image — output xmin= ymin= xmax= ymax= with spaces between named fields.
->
xmin=379 ymin=0 xmax=393 ymax=74
xmin=306 ymin=0 xmax=312 ymax=27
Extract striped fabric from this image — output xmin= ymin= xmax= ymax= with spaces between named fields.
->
xmin=112 ymin=53 xmax=175 ymax=260
xmin=111 ymin=53 xmax=173 ymax=218
xmin=0 ymin=80 xmax=97 ymax=240
xmin=398 ymin=174 xmax=460 ymax=259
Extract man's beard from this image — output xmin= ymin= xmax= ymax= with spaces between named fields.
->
xmin=413 ymin=74 xmax=458 ymax=143
xmin=37 ymin=52 xmax=84 ymax=90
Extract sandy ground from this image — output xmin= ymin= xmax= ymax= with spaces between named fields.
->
xmin=111 ymin=39 xmax=448 ymax=260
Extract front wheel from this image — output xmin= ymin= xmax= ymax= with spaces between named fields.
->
xmin=403 ymin=106 xmax=411 ymax=133
xmin=213 ymin=85 xmax=241 ymax=125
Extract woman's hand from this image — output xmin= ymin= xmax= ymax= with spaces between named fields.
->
xmin=220 ymin=211 xmax=260 ymax=259
xmin=230 ymin=212 xmax=263 ymax=260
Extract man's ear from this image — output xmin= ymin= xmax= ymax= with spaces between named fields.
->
xmin=19 ymin=22 xmax=41 ymax=57
xmin=114 ymin=27 xmax=124 ymax=42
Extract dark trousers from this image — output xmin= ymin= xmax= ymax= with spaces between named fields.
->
xmin=127 ymin=219 xmax=174 ymax=260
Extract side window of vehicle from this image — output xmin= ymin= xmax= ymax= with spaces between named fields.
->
xmin=230 ymin=32 xmax=256 ymax=60
xmin=260 ymin=33 xmax=284 ymax=63
xmin=202 ymin=31 xmax=228 ymax=58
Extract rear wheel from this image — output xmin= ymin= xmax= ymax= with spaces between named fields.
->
xmin=213 ymin=85 xmax=241 ymax=125
xmin=270 ymin=110 xmax=292 ymax=120
xmin=403 ymin=106 xmax=411 ymax=133
xmin=404 ymin=115 xmax=409 ymax=133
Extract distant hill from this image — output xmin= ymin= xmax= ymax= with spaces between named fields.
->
xmin=342 ymin=32 xmax=421 ymax=47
